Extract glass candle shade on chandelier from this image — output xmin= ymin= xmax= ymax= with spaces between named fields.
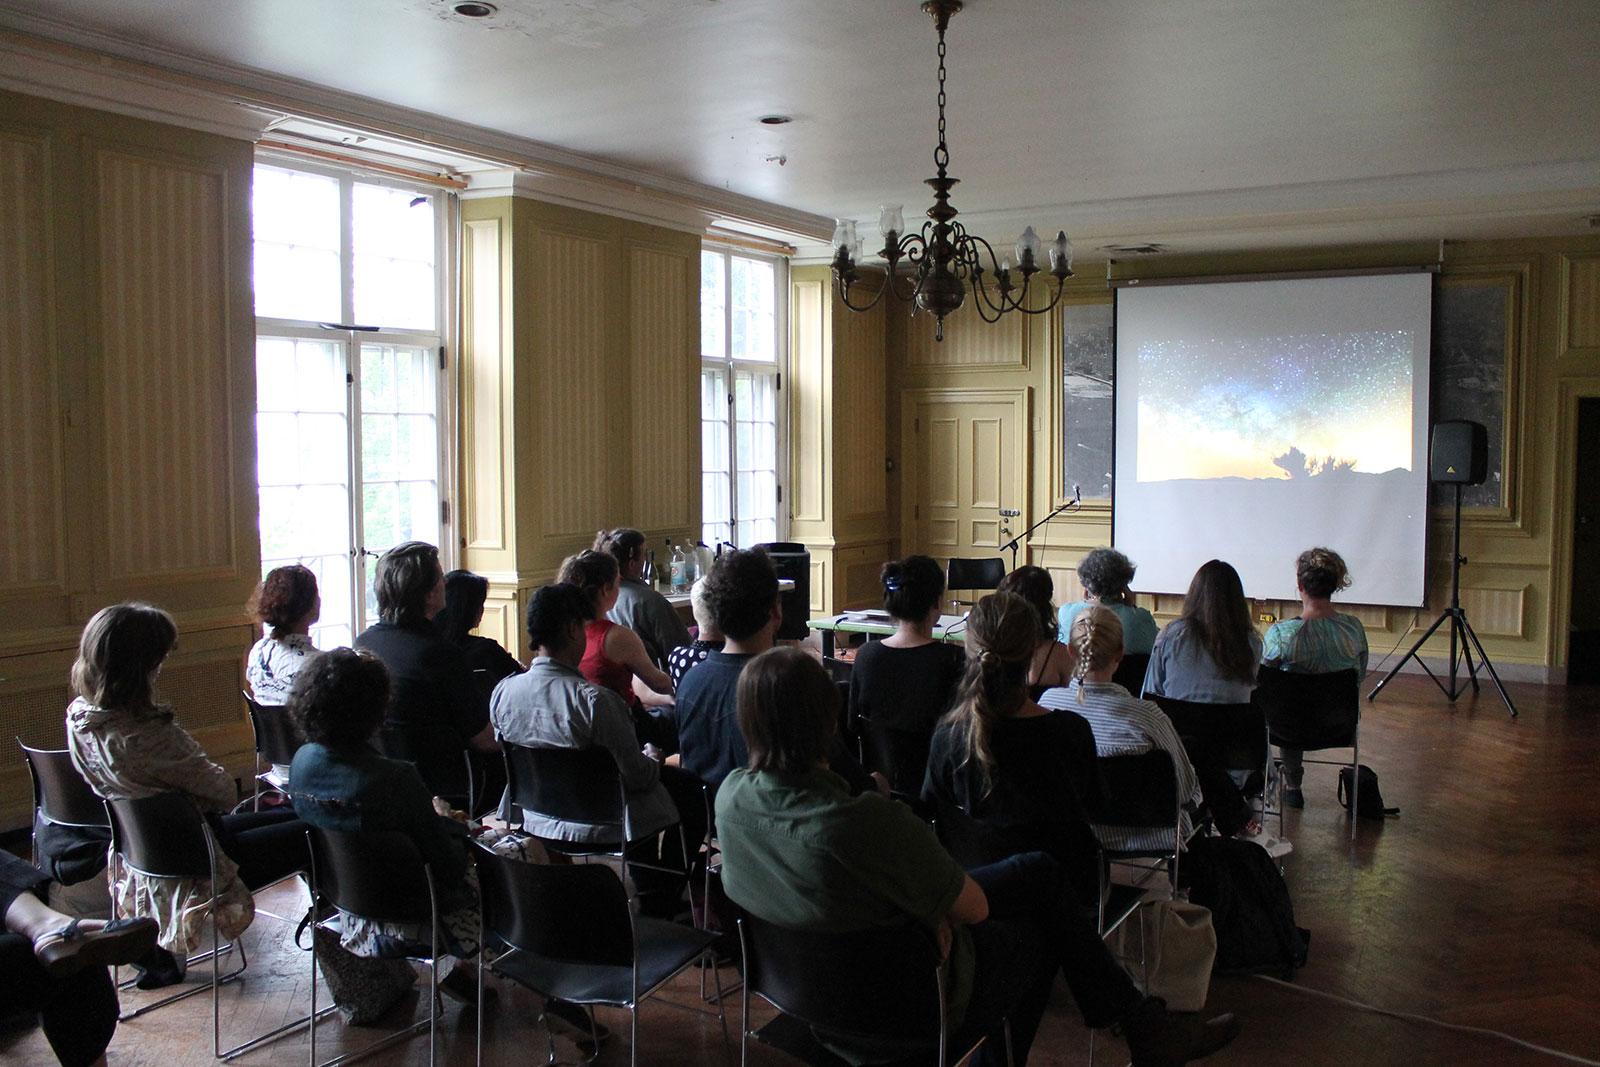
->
xmin=830 ymin=0 xmax=1074 ymax=342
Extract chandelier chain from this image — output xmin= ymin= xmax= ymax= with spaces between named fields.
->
xmin=934 ymin=31 xmax=948 ymax=173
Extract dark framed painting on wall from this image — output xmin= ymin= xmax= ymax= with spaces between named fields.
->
xmin=1060 ymin=301 xmax=1115 ymax=501
xmin=1430 ymin=271 xmax=1523 ymax=514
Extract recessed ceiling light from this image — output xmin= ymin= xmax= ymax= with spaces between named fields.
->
xmin=758 ymin=115 xmax=792 ymax=125
xmin=453 ymin=2 xmax=497 ymax=17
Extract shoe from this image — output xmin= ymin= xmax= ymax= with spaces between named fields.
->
xmin=1283 ymin=786 xmax=1304 ymax=809
xmin=34 ymin=916 xmax=160 ymax=978
xmin=1120 ymin=996 xmax=1241 ymax=1067
xmin=437 ymin=965 xmax=497 ymax=1006
xmin=132 ymin=944 xmax=187 ymax=989
xmin=544 ymin=998 xmax=610 ymax=1051
xmin=1234 ymin=821 xmax=1294 ymax=859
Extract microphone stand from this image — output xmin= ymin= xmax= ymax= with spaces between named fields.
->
xmin=1001 ymin=486 xmax=1081 ymax=571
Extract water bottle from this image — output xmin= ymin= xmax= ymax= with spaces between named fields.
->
xmin=670 ymin=543 xmax=689 ymax=591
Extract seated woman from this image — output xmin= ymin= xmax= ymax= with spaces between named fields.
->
xmin=1262 ymin=547 xmax=1369 ymax=809
xmin=1057 ymin=546 xmax=1160 ymax=655
xmin=245 ymin=563 xmax=320 ymax=786
xmin=288 ymin=647 xmax=540 ymax=1002
xmin=847 ymin=555 xmax=965 ymax=794
xmin=1141 ymin=559 xmax=1263 ymax=838
xmin=1 ymin=850 xmax=158 ymax=1067
xmin=353 ymin=542 xmax=498 ymax=809
xmin=593 ymin=527 xmax=692 ymax=668
xmin=666 ymin=578 xmax=724 ymax=690
xmin=996 ymin=565 xmax=1077 ymax=698
xmin=1038 ymin=608 xmax=1203 ymax=853
xmin=434 ymin=569 xmax=524 ymax=695
xmin=558 ymin=550 xmax=675 ymax=711
xmin=67 ymin=603 xmax=307 ymax=986
xmin=922 ymin=591 xmax=1103 ymax=903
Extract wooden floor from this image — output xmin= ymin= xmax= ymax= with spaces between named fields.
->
xmin=5 ymin=673 xmax=1598 ymax=1067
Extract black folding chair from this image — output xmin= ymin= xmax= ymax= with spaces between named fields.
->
xmin=305 ymin=827 xmax=444 ymax=1067
xmin=476 ymin=845 xmax=725 ymax=1067
xmin=1147 ymin=694 xmax=1268 ymax=836
xmin=945 ymin=557 xmax=1007 ymax=609
xmin=240 ymin=692 xmax=304 ymax=811
xmin=737 ymin=913 xmax=1006 ymax=1067
xmin=1256 ymin=667 xmax=1362 ymax=837
xmin=106 ymin=793 xmax=319 ymax=1059
xmin=1111 ymin=652 xmax=1151 ymax=696
xmin=18 ymin=739 xmax=109 ymax=873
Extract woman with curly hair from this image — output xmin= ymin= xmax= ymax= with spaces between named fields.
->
xmin=1057 ymin=547 xmax=1159 ymax=655
xmin=996 ymin=565 xmax=1076 ymax=698
xmin=922 ymin=591 xmax=1102 ymax=900
xmin=1262 ymin=547 xmax=1368 ymax=808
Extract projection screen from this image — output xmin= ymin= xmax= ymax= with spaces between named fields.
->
xmin=1112 ymin=272 xmax=1433 ymax=606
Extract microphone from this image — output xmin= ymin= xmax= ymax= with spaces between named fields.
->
xmin=1072 ymin=484 xmax=1082 ymax=509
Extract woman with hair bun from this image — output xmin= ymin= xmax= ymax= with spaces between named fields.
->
xmin=1262 ymin=547 xmax=1368 ymax=808
xmin=996 ymin=565 xmax=1077 ymax=698
xmin=922 ymin=591 xmax=1102 ymax=899
xmin=847 ymin=555 xmax=965 ymax=793
xmin=557 ymin=550 xmax=675 ymax=710
xmin=1057 ymin=547 xmax=1159 ymax=655
xmin=245 ymin=563 xmax=320 ymax=706
xmin=1038 ymin=607 xmax=1203 ymax=852
xmin=592 ymin=528 xmax=692 ymax=668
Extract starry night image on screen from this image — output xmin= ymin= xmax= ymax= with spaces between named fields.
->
xmin=1135 ymin=330 xmax=1413 ymax=483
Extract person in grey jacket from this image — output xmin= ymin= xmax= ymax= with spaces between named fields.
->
xmin=593 ymin=528 xmax=692 ymax=668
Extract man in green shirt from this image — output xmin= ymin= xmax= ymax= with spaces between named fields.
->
xmin=716 ymin=646 xmax=1241 ymax=1067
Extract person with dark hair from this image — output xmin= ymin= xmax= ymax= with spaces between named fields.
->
xmin=1262 ymin=547 xmax=1368 ymax=809
xmin=1058 ymin=546 xmax=1160 ymax=655
xmin=593 ymin=527 xmax=692 ymax=668
xmin=288 ymin=647 xmax=528 ymax=1004
xmin=718 ymin=647 xmax=1240 ymax=1067
xmin=922 ymin=591 xmax=1103 ymax=901
xmin=66 ymin=603 xmax=307 ymax=987
xmin=997 ymin=564 xmax=1076 ymax=697
xmin=490 ymin=583 xmax=683 ymax=914
xmin=353 ymin=542 xmax=497 ymax=808
xmin=1142 ymin=560 xmax=1263 ymax=839
xmin=434 ymin=569 xmax=524 ymax=688
xmin=558 ymin=549 xmax=675 ymax=710
xmin=847 ymin=555 xmax=964 ymax=793
xmin=0 ymin=849 xmax=158 ymax=1067
xmin=245 ymin=563 xmax=321 ymax=706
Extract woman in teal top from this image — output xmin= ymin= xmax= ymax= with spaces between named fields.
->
xmin=1057 ymin=547 xmax=1159 ymax=655
xmin=1262 ymin=547 xmax=1369 ymax=809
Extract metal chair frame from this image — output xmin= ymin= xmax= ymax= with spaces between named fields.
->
xmin=1256 ymin=667 xmax=1363 ymax=839
xmin=17 ymin=739 xmax=108 ymax=870
xmin=105 ymin=793 xmax=320 ymax=1059
xmin=240 ymin=691 xmax=304 ymax=812
xmin=305 ymin=826 xmax=445 ymax=1067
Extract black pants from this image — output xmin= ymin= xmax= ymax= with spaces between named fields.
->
xmin=0 ymin=852 xmax=118 ymax=1067
xmin=208 ymin=809 xmax=309 ymax=888
xmin=960 ymin=851 xmax=1143 ymax=1066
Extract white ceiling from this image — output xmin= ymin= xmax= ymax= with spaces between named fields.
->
xmin=3 ymin=0 xmax=1600 ymax=260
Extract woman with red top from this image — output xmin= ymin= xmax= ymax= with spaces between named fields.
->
xmin=556 ymin=550 xmax=675 ymax=710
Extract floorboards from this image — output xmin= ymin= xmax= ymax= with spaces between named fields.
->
xmin=4 ymin=674 xmax=1597 ymax=1066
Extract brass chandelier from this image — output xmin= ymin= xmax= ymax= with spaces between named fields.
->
xmin=830 ymin=0 xmax=1074 ymax=342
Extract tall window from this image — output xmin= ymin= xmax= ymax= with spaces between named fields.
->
xmin=701 ymin=247 xmax=785 ymax=547
xmin=252 ymin=162 xmax=447 ymax=647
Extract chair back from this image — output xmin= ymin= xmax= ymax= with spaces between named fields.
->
xmin=502 ymin=741 xmax=628 ymax=842
xmin=738 ymin=914 xmax=944 ymax=1047
xmin=945 ymin=557 xmax=1007 ymax=593
xmin=18 ymin=740 xmax=108 ymax=828
xmin=1111 ymin=653 xmax=1151 ymax=696
xmin=306 ymin=826 xmax=435 ymax=926
xmin=475 ymin=845 xmax=634 ymax=966
xmin=856 ymin=717 xmax=934 ymax=799
xmin=242 ymin=693 xmax=304 ymax=768
xmin=929 ymin=795 xmax=1005 ymax=870
xmin=1256 ymin=668 xmax=1360 ymax=750
xmin=1147 ymin=694 xmax=1266 ymax=773
xmin=1090 ymin=750 xmax=1180 ymax=829
xmin=105 ymin=793 xmax=215 ymax=879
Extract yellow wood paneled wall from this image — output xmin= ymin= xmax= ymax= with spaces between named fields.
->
xmin=0 ymin=91 xmax=259 ymax=827
xmin=877 ymin=236 xmax=1600 ymax=678
xmin=459 ymin=197 xmax=700 ymax=659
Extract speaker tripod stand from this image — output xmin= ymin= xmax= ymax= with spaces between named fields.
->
xmin=1368 ymin=482 xmax=1517 ymax=717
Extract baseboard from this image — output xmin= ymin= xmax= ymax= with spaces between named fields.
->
xmin=1368 ymin=656 xmax=1559 ymax=685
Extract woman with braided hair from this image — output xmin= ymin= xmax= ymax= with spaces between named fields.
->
xmin=1039 ymin=607 xmax=1203 ymax=852
xmin=922 ymin=591 xmax=1103 ymax=900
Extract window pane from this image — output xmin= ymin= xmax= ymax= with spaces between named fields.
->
xmin=731 ymin=256 xmax=775 ymax=362
xmin=353 ymin=183 xmax=436 ymax=331
xmin=252 ymin=167 xmax=341 ymax=322
xmin=701 ymin=251 xmax=726 ymax=358
xmin=1060 ymin=302 xmax=1115 ymax=499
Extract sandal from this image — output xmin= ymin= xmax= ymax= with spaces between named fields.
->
xmin=34 ymin=916 xmax=160 ymax=978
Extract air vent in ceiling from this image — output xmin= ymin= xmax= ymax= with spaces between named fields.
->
xmin=1098 ymin=243 xmax=1167 ymax=256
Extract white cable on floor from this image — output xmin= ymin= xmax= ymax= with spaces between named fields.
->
xmin=1248 ymin=974 xmax=1600 ymax=1066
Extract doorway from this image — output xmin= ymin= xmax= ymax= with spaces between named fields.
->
xmin=1570 ymin=397 xmax=1600 ymax=683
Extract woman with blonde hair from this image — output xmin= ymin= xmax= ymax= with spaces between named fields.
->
xmin=996 ymin=565 xmax=1076 ymax=697
xmin=1038 ymin=608 xmax=1202 ymax=852
xmin=922 ymin=591 xmax=1102 ymax=899
xmin=557 ymin=550 xmax=675 ymax=709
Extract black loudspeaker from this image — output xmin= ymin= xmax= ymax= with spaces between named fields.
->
xmin=1429 ymin=420 xmax=1488 ymax=485
xmin=757 ymin=542 xmax=811 ymax=640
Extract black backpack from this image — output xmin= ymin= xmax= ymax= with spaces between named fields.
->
xmin=1182 ymin=836 xmax=1310 ymax=979
xmin=1338 ymin=764 xmax=1400 ymax=819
